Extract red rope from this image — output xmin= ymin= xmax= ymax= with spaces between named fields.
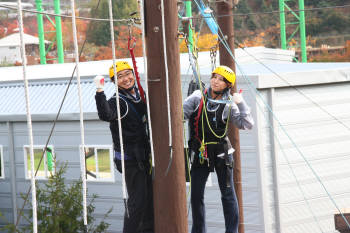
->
xmin=128 ymin=36 xmax=146 ymax=103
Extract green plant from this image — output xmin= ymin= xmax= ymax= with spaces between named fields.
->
xmin=5 ymin=162 xmax=112 ymax=233
xmin=0 ymin=58 xmax=14 ymax=67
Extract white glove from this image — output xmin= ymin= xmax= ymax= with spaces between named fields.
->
xmin=94 ymin=75 xmax=105 ymax=90
xmin=232 ymin=93 xmax=243 ymax=104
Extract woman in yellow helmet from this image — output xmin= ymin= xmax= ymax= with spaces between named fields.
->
xmin=183 ymin=65 xmax=254 ymax=233
xmin=94 ymin=61 xmax=154 ymax=233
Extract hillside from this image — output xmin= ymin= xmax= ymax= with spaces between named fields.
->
xmin=230 ymin=0 xmax=350 ymax=48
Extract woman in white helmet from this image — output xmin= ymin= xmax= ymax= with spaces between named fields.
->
xmin=94 ymin=61 xmax=154 ymax=233
xmin=183 ymin=65 xmax=254 ymax=233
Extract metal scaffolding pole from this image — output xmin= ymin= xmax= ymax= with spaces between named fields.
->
xmin=278 ymin=0 xmax=307 ymax=62
xmin=35 ymin=0 xmax=46 ymax=64
xmin=279 ymin=0 xmax=287 ymax=49
xmin=54 ymin=0 xmax=64 ymax=63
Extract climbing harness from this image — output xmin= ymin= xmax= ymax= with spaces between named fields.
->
xmin=193 ymin=88 xmax=232 ymax=165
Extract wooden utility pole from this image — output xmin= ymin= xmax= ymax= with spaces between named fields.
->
xmin=144 ymin=1 xmax=188 ymax=233
xmin=216 ymin=1 xmax=245 ymax=233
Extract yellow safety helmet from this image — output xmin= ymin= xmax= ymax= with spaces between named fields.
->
xmin=212 ymin=65 xmax=236 ymax=85
xmin=109 ymin=61 xmax=133 ymax=80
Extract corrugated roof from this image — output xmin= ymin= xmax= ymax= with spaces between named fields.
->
xmin=0 ymin=79 xmax=115 ymax=117
xmin=1 ymin=61 xmax=350 ymax=119
xmin=0 ymin=47 xmax=295 ymax=82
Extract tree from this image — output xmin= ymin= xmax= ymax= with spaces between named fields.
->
xmin=321 ymin=10 xmax=348 ymax=33
xmin=86 ymin=1 xmax=111 ymax=46
xmin=86 ymin=0 xmax=138 ymax=46
xmin=3 ymin=162 xmax=111 ymax=233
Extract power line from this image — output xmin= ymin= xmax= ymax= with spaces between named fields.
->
xmin=180 ymin=4 xmax=350 ymax=21
xmin=0 ymin=4 xmax=133 ymax=22
xmin=2 ymin=3 xmax=350 ymax=23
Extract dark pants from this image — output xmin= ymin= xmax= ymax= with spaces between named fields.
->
xmin=191 ymin=158 xmax=239 ymax=233
xmin=116 ymin=160 xmax=154 ymax=233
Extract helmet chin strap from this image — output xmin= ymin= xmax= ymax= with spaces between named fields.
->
xmin=125 ymin=83 xmax=136 ymax=92
xmin=213 ymin=87 xmax=229 ymax=97
xmin=119 ymin=83 xmax=136 ymax=92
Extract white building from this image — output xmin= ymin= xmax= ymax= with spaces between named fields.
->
xmin=0 ymin=51 xmax=349 ymax=232
xmin=0 ymin=32 xmax=49 ymax=64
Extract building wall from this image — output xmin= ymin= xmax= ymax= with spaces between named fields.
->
xmin=257 ymin=82 xmax=350 ymax=233
xmin=0 ymin=119 xmax=125 ymax=232
xmin=0 ymin=46 xmax=21 ymax=64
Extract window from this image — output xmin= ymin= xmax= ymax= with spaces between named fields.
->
xmin=82 ymin=145 xmax=114 ymax=182
xmin=24 ymin=146 xmax=55 ymax=179
xmin=0 ymin=146 xmax=4 ymax=179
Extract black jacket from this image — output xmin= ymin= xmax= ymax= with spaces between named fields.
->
xmin=95 ymin=88 xmax=150 ymax=162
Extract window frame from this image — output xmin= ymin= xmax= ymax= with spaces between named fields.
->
xmin=23 ymin=145 xmax=55 ymax=180
xmin=0 ymin=145 xmax=4 ymax=179
xmin=81 ymin=145 xmax=115 ymax=183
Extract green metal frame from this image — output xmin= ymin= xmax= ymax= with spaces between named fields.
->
xmin=185 ymin=0 xmax=193 ymax=52
xmin=35 ymin=0 xmax=64 ymax=64
xmin=279 ymin=0 xmax=307 ymax=62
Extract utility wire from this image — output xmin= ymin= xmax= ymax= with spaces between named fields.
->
xmin=0 ymin=4 xmax=132 ymax=22
xmin=2 ymin=3 xmax=350 ymax=23
xmin=180 ymin=4 xmax=350 ymax=21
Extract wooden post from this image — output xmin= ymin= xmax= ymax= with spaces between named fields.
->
xmin=144 ymin=0 xmax=188 ymax=233
xmin=335 ymin=210 xmax=350 ymax=233
xmin=216 ymin=1 xmax=245 ymax=233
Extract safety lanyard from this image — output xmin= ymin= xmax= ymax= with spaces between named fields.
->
xmin=128 ymin=29 xmax=146 ymax=103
